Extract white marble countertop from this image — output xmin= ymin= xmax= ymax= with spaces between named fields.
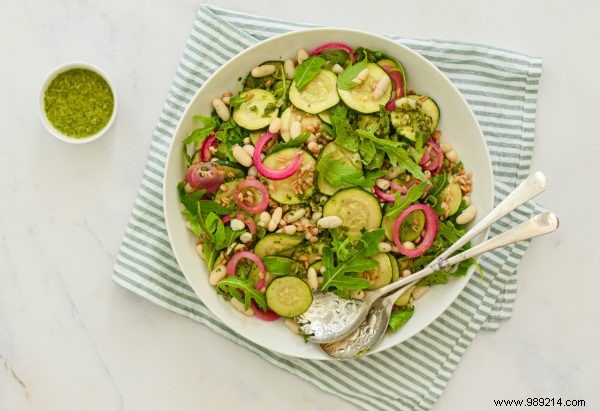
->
xmin=1 ymin=0 xmax=599 ymax=410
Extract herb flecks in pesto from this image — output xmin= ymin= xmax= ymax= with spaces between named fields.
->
xmin=44 ymin=68 xmax=114 ymax=138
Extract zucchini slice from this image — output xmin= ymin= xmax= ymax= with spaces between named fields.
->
xmin=266 ymin=276 xmax=313 ymax=317
xmin=254 ymin=233 xmax=304 ymax=258
xmin=395 ymin=285 xmax=416 ymax=307
xmin=360 ymin=252 xmax=393 ymax=290
xmin=337 ymin=63 xmax=392 ymax=114
xmin=316 ymin=142 xmax=362 ymax=195
xmin=389 ymin=255 xmax=400 ymax=282
xmin=213 ymin=178 xmax=241 ymax=204
xmin=261 ymin=148 xmax=316 ymax=204
xmin=318 ymin=110 xmax=332 ymax=125
xmin=232 ymin=89 xmax=278 ymax=130
xmin=280 ymin=106 xmax=321 ymax=142
xmin=322 ymin=188 xmax=382 ymax=238
xmin=390 ymin=95 xmax=440 ymax=141
xmin=383 ymin=208 xmax=426 ymax=242
xmin=289 ymin=69 xmax=339 ymax=114
xmin=438 ymin=182 xmax=462 ymax=216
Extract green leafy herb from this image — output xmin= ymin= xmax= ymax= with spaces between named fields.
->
xmin=356 ymin=129 xmax=425 ymax=180
xmin=183 ymin=115 xmax=217 ymax=145
xmin=337 ymin=59 xmax=369 ymax=90
xmin=216 ymin=276 xmax=267 ymax=311
xmin=215 ymin=119 xmax=245 ymax=162
xmin=416 ymin=271 xmax=448 ymax=286
xmin=316 ymin=156 xmax=382 ymax=188
xmin=318 ymin=49 xmax=352 ymax=70
xmin=295 ymin=57 xmax=325 ymax=91
xmin=438 ymin=221 xmax=465 ymax=244
xmin=320 ymin=229 xmax=385 ymax=293
xmin=386 ymin=182 xmax=429 ymax=219
xmin=263 ymin=256 xmax=293 ymax=276
xmin=359 ymin=139 xmax=376 ymax=165
xmin=270 ymin=132 xmax=311 ymax=153
xmin=388 ymin=307 xmax=414 ymax=332
xmin=330 ymin=105 xmax=359 ymax=152
xmin=353 ymin=47 xmax=386 ymax=63
xmin=229 ymin=94 xmax=247 ymax=108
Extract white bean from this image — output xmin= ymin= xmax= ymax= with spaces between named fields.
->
xmin=307 ymin=141 xmax=319 ymax=153
xmin=251 ymin=64 xmax=276 ymax=78
xmin=259 ymin=211 xmax=271 ymax=225
xmin=230 ymin=219 xmax=245 ymax=231
xmin=196 ymin=244 xmax=205 ymax=260
xmin=357 ymin=68 xmax=370 ymax=81
xmin=296 ymin=48 xmax=309 ymax=64
xmin=456 ymin=205 xmax=478 ymax=225
xmin=332 ymin=64 xmax=344 ymax=74
xmin=402 ymin=241 xmax=416 ymax=250
xmin=239 ymin=232 xmax=253 ymax=243
xmin=412 ymin=286 xmax=430 ymax=301
xmin=401 ymin=269 xmax=411 ymax=278
xmin=375 ymin=178 xmax=390 ymax=190
xmin=242 ymin=144 xmax=255 ymax=156
xmin=317 ymin=215 xmax=343 ymax=229
xmin=248 ymin=166 xmax=258 ymax=177
xmin=231 ymin=145 xmax=253 ymax=167
xmin=284 ymin=59 xmax=296 ymax=79
xmin=311 ymin=211 xmax=322 ymax=222
xmin=289 ymin=120 xmax=302 ymax=139
xmin=284 ymin=318 xmax=300 ymax=334
xmin=230 ymin=298 xmax=253 ymax=316
xmin=285 ymin=208 xmax=305 ymax=223
xmin=209 ymin=265 xmax=227 ymax=285
xmin=269 ymin=117 xmax=282 ymax=134
xmin=184 ymin=183 xmax=195 ymax=193
xmin=304 ymin=231 xmax=313 ymax=240
xmin=268 ymin=207 xmax=283 ymax=232
xmin=440 ymin=142 xmax=453 ymax=153
xmin=445 ymin=150 xmax=458 ymax=163
xmin=372 ymin=75 xmax=391 ymax=100
xmin=349 ymin=290 xmax=365 ymax=300
xmin=212 ymin=98 xmax=230 ymax=121
xmin=385 ymin=166 xmax=404 ymax=180
xmin=283 ymin=225 xmax=297 ymax=235
xmin=307 ymin=267 xmax=318 ymax=291
xmin=378 ymin=242 xmax=392 ymax=253
xmin=463 ymin=195 xmax=471 ymax=206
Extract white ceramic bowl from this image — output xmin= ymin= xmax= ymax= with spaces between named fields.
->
xmin=164 ymin=28 xmax=494 ymax=360
xmin=39 ymin=61 xmax=117 ymax=144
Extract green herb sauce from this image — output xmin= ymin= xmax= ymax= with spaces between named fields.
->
xmin=44 ymin=68 xmax=114 ymax=138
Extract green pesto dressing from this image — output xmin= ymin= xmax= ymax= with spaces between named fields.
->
xmin=44 ymin=68 xmax=114 ymax=138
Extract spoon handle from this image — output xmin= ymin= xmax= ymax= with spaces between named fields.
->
xmin=370 ymin=172 xmax=550 ymax=301
xmin=370 ymin=212 xmax=559 ymax=300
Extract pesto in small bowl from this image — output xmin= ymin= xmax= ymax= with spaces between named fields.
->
xmin=39 ymin=62 xmax=117 ymax=144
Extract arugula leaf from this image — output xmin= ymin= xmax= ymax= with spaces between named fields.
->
xmin=353 ymin=47 xmax=386 ymax=63
xmin=388 ymin=307 xmax=414 ymax=332
xmin=330 ymin=105 xmax=359 ymax=152
xmin=263 ymin=256 xmax=292 ymax=276
xmin=269 ymin=132 xmax=310 ymax=153
xmin=215 ymin=119 xmax=245 ymax=162
xmin=316 ymin=156 xmax=380 ymax=188
xmin=416 ymin=271 xmax=448 ymax=286
xmin=179 ymin=188 xmax=206 ymax=214
xmin=320 ymin=229 xmax=385 ymax=292
xmin=359 ymin=139 xmax=376 ymax=165
xmin=295 ymin=57 xmax=325 ymax=91
xmin=356 ymin=129 xmax=425 ymax=180
xmin=318 ymin=49 xmax=352 ymax=70
xmin=364 ymin=151 xmax=385 ymax=170
xmin=229 ymin=94 xmax=247 ymax=108
xmin=216 ymin=276 xmax=267 ymax=311
xmin=183 ymin=115 xmax=217 ymax=145
xmin=337 ymin=59 xmax=369 ymax=90
xmin=438 ymin=221 xmax=465 ymax=244
xmin=386 ymin=182 xmax=429 ymax=219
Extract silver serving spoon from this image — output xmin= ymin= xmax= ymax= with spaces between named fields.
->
xmin=295 ymin=171 xmax=550 ymax=343
xmin=321 ymin=211 xmax=559 ymax=359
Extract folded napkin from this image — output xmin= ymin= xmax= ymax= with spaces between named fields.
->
xmin=113 ymin=5 xmax=544 ymax=410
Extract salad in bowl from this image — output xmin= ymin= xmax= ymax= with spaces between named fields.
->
xmin=177 ymin=41 xmax=479 ymax=339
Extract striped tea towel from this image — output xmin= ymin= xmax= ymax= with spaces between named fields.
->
xmin=113 ymin=5 xmax=544 ymax=410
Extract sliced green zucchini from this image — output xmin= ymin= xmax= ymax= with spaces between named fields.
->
xmin=289 ymin=69 xmax=339 ymax=114
xmin=249 ymin=131 xmax=264 ymax=145
xmin=232 ymin=89 xmax=278 ymax=130
xmin=254 ymin=233 xmax=304 ymax=258
xmin=377 ymin=58 xmax=407 ymax=99
xmin=389 ymin=254 xmax=400 ymax=282
xmin=293 ymin=238 xmax=329 ymax=265
xmin=214 ymin=178 xmax=241 ymax=204
xmin=266 ymin=276 xmax=312 ymax=317
xmin=248 ymin=264 xmax=273 ymax=288
xmin=361 ymin=253 xmax=393 ymax=290
xmin=337 ymin=63 xmax=392 ymax=114
xmin=395 ymin=285 xmax=416 ymax=307
xmin=382 ymin=208 xmax=426 ymax=242
xmin=439 ymin=182 xmax=462 ymax=216
xmin=390 ymin=95 xmax=440 ymax=141
xmin=323 ymin=188 xmax=382 ymax=238
xmin=261 ymin=148 xmax=316 ymax=205
xmin=316 ymin=142 xmax=362 ymax=195
xmin=318 ymin=110 xmax=332 ymax=125
xmin=213 ymin=162 xmax=245 ymax=181
xmin=280 ymin=106 xmax=321 ymax=142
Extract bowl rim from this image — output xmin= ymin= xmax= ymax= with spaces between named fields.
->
xmin=38 ymin=61 xmax=118 ymax=144
xmin=163 ymin=27 xmax=494 ymax=359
